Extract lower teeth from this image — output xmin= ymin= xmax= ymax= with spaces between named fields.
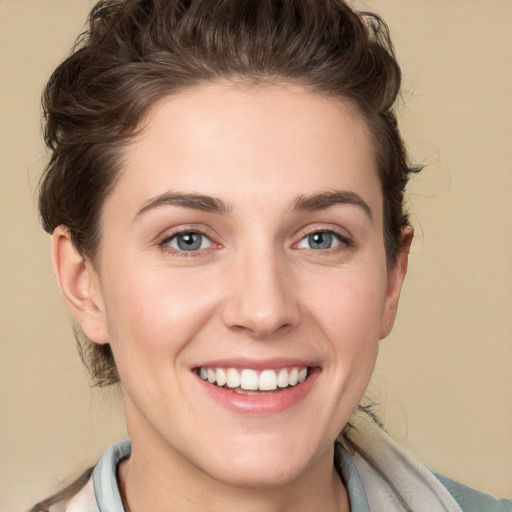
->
xmin=231 ymin=387 xmax=281 ymax=395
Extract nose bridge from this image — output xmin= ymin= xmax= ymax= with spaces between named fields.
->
xmin=222 ymin=239 xmax=299 ymax=338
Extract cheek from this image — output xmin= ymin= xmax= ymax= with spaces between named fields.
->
xmin=304 ymin=262 xmax=387 ymax=387
xmin=306 ymin=266 xmax=388 ymax=340
xmin=296 ymin=266 xmax=386 ymax=434
xmin=100 ymin=263 xmax=220 ymax=360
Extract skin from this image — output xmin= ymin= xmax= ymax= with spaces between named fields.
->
xmin=52 ymin=82 xmax=411 ymax=512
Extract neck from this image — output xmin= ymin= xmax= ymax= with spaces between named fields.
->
xmin=118 ymin=437 xmax=349 ymax=512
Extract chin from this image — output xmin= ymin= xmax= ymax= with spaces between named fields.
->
xmin=207 ymin=457 xmax=309 ymax=489
xmin=192 ymin=432 xmax=331 ymax=489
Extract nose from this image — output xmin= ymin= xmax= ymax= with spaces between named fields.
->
xmin=221 ymin=248 xmax=300 ymax=339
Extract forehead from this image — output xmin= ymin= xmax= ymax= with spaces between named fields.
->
xmin=109 ymin=82 xmax=382 ymax=220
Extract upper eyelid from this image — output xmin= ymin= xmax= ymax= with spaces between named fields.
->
xmin=301 ymin=229 xmax=344 ymax=239
xmin=295 ymin=225 xmax=352 ymax=243
xmin=157 ymin=225 xmax=215 ymax=244
xmin=161 ymin=230 xmax=210 ymax=243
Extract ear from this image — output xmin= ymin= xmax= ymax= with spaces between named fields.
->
xmin=51 ymin=226 xmax=109 ymax=345
xmin=379 ymin=226 xmax=414 ymax=339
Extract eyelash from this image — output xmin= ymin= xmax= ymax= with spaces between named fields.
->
xmin=158 ymin=229 xmax=213 ymax=257
xmin=157 ymin=227 xmax=352 ymax=257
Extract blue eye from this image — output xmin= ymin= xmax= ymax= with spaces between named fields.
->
xmin=166 ymin=232 xmax=212 ymax=251
xmin=297 ymin=231 xmax=342 ymax=250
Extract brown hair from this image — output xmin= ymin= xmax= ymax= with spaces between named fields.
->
xmin=39 ymin=0 xmax=418 ymax=387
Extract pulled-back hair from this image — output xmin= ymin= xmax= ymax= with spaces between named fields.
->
xmin=39 ymin=0 xmax=417 ymax=389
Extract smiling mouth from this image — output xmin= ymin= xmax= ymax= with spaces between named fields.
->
xmin=195 ymin=366 xmax=309 ymax=394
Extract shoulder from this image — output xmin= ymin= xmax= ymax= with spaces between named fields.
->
xmin=434 ymin=473 xmax=512 ymax=512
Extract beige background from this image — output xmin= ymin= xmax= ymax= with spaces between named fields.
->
xmin=1 ymin=0 xmax=511 ymax=510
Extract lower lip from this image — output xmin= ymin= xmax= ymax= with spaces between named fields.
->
xmin=194 ymin=368 xmax=320 ymax=415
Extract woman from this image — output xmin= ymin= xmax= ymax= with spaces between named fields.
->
xmin=29 ymin=0 xmax=511 ymax=511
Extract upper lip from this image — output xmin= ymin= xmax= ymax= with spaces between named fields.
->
xmin=192 ymin=357 xmax=319 ymax=371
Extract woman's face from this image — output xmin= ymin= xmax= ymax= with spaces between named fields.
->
xmin=79 ymin=82 xmax=408 ymax=487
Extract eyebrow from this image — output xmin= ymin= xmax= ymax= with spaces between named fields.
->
xmin=292 ymin=190 xmax=373 ymax=221
xmin=134 ymin=189 xmax=372 ymax=221
xmin=134 ymin=191 xmax=230 ymax=220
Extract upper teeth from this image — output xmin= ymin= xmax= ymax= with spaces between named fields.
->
xmin=198 ymin=367 xmax=308 ymax=391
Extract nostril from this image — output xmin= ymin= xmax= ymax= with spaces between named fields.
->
xmin=229 ymin=320 xmax=294 ymax=339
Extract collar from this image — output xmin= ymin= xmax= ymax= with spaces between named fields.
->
xmin=92 ymin=439 xmax=131 ymax=511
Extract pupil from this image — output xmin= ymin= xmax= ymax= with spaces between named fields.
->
xmin=309 ymin=232 xmax=332 ymax=249
xmin=178 ymin=233 xmax=201 ymax=250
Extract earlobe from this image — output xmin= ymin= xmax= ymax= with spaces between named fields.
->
xmin=51 ymin=226 xmax=109 ymax=344
xmin=379 ymin=226 xmax=414 ymax=339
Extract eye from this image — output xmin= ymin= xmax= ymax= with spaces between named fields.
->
xmin=297 ymin=231 xmax=343 ymax=250
xmin=164 ymin=231 xmax=213 ymax=251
